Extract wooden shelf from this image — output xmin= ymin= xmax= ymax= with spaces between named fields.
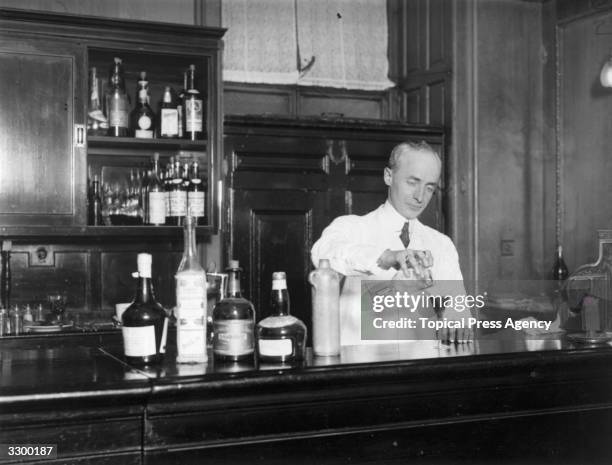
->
xmin=87 ymin=136 xmax=207 ymax=153
xmin=0 ymin=225 xmax=212 ymax=238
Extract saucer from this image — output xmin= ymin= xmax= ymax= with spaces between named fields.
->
xmin=24 ymin=321 xmax=74 ymax=333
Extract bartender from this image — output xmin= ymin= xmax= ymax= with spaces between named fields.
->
xmin=311 ymin=141 xmax=470 ymax=346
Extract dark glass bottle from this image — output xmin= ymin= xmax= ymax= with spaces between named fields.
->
xmin=88 ymin=174 xmax=103 ymax=226
xmin=164 ymin=159 xmax=174 ymax=225
xmin=256 ymin=272 xmax=307 ymax=364
xmin=552 ymin=245 xmax=569 ymax=281
xmin=106 ymin=57 xmax=129 ymax=137
xmin=121 ymin=253 xmax=168 ymax=366
xmin=159 ymin=86 xmax=179 ymax=139
xmin=213 ymin=260 xmax=256 ymax=362
xmin=177 ymin=71 xmax=187 ymax=139
xmin=130 ymin=71 xmax=156 ymax=139
xmin=184 ymin=64 xmax=204 ymax=141
xmin=187 ymin=160 xmax=206 ymax=225
xmin=169 ymin=158 xmax=187 ymax=226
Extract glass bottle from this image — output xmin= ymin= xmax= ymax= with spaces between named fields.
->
xmin=106 ymin=57 xmax=129 ymax=137
xmin=87 ymin=66 xmax=107 ymax=135
xmin=159 ymin=86 xmax=179 ymax=139
xmin=148 ymin=153 xmax=166 ymax=226
xmin=184 ymin=64 xmax=204 ymax=141
xmin=256 ymin=272 xmax=307 ymax=364
xmin=552 ymin=245 xmax=569 ymax=281
xmin=164 ymin=158 xmax=174 ymax=225
xmin=177 ymin=71 xmax=187 ymax=139
xmin=212 ymin=260 xmax=255 ymax=362
xmin=187 ymin=160 xmax=206 ymax=225
xmin=88 ymin=174 xmax=103 ymax=226
xmin=130 ymin=71 xmax=156 ymax=139
xmin=121 ymin=253 xmax=168 ymax=366
xmin=175 ymin=214 xmax=207 ymax=363
xmin=169 ymin=158 xmax=187 ymax=226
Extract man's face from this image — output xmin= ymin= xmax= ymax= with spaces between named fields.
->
xmin=384 ymin=149 xmax=441 ymax=220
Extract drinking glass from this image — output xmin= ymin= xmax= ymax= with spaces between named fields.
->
xmin=48 ymin=293 xmax=68 ymax=324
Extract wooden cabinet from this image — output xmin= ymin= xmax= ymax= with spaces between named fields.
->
xmin=0 ymin=8 xmax=224 ymax=236
xmin=0 ymin=32 xmax=86 ymax=228
xmin=224 ymin=116 xmax=445 ymax=336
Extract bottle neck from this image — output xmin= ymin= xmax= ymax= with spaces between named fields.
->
xmin=134 ymin=276 xmax=156 ymax=304
xmin=92 ymin=180 xmax=100 ymax=196
xmin=557 ymin=245 xmax=563 ymax=259
xmin=227 ymin=269 xmax=242 ymax=298
xmin=271 ymin=288 xmax=290 ymax=316
xmin=182 ymin=218 xmax=198 ymax=262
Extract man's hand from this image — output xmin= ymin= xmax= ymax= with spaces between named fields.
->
xmin=378 ymin=249 xmax=433 ymax=281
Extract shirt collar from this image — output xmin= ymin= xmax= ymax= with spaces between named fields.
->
xmin=381 ymin=200 xmax=420 ymax=233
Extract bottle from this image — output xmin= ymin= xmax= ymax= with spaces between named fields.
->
xmin=256 ymin=272 xmax=307 ymax=363
xmin=175 ymin=214 xmax=207 ymax=363
xmin=169 ymin=158 xmax=187 ymax=226
xmin=164 ymin=158 xmax=174 ymax=225
xmin=309 ymin=259 xmax=340 ymax=356
xmin=177 ymin=71 xmax=187 ymax=139
xmin=140 ymin=169 xmax=150 ymax=225
xmin=212 ymin=260 xmax=255 ymax=362
xmin=121 ymin=253 xmax=168 ymax=365
xmin=184 ymin=64 xmax=204 ymax=140
xmin=159 ymin=86 xmax=179 ymax=139
xmin=106 ymin=57 xmax=129 ymax=137
xmin=9 ymin=305 xmax=21 ymax=336
xmin=130 ymin=71 xmax=156 ymax=139
xmin=148 ymin=153 xmax=166 ymax=226
xmin=552 ymin=245 xmax=569 ymax=281
xmin=187 ymin=160 xmax=206 ymax=225
xmin=88 ymin=174 xmax=103 ymax=226
xmin=87 ymin=67 xmax=108 ymax=135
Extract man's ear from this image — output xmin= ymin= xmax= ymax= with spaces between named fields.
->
xmin=384 ymin=167 xmax=392 ymax=187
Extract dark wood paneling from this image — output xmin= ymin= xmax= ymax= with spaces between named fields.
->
xmin=224 ymin=83 xmax=391 ymax=120
xmin=559 ymin=10 xmax=612 ymax=272
xmin=0 ymin=39 xmax=81 ymax=226
xmin=0 ymin=0 xmax=196 ymax=24
xmin=233 ymin=189 xmax=327 ymax=335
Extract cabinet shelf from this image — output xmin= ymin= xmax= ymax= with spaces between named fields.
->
xmin=87 ymin=136 xmax=207 ymax=153
xmin=0 ymin=225 xmax=212 ymax=238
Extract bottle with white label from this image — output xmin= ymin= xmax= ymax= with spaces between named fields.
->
xmin=212 ymin=260 xmax=255 ymax=362
xmin=184 ymin=64 xmax=204 ymax=140
xmin=147 ymin=153 xmax=166 ymax=225
xmin=175 ymin=214 xmax=207 ymax=363
xmin=130 ymin=71 xmax=155 ymax=139
xmin=187 ymin=160 xmax=205 ymax=225
xmin=159 ymin=86 xmax=179 ymax=139
xmin=256 ymin=271 xmax=307 ymax=364
xmin=121 ymin=253 xmax=168 ymax=366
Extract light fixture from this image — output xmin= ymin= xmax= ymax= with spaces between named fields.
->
xmin=601 ymin=55 xmax=612 ymax=87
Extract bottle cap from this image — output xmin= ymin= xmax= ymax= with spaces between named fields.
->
xmin=272 ymin=271 xmax=286 ymax=280
xmin=137 ymin=253 xmax=152 ymax=278
xmin=229 ymin=259 xmax=240 ymax=269
xmin=318 ymin=259 xmax=330 ymax=268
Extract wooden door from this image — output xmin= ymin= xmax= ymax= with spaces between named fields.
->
xmin=0 ymin=35 xmax=85 ymax=227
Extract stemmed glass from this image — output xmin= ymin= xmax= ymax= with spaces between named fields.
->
xmin=47 ymin=294 xmax=68 ymax=325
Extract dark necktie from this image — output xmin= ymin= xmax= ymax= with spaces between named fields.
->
xmin=399 ymin=222 xmax=410 ymax=248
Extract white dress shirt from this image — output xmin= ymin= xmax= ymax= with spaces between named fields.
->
xmin=311 ymin=201 xmax=464 ymax=345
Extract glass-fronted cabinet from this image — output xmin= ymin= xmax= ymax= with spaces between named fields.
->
xmin=0 ymin=8 xmax=224 ymax=236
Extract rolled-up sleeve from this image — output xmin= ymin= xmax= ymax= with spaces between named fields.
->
xmin=311 ymin=216 xmax=392 ymax=277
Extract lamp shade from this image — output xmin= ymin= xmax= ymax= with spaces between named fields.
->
xmin=601 ymin=56 xmax=612 ymax=87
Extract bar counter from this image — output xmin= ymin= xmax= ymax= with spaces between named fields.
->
xmin=2 ymin=329 xmax=612 ymax=464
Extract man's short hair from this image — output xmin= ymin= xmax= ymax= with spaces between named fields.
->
xmin=387 ymin=141 xmax=441 ymax=171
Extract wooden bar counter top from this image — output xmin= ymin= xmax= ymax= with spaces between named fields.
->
xmin=1 ymin=329 xmax=611 ymax=464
